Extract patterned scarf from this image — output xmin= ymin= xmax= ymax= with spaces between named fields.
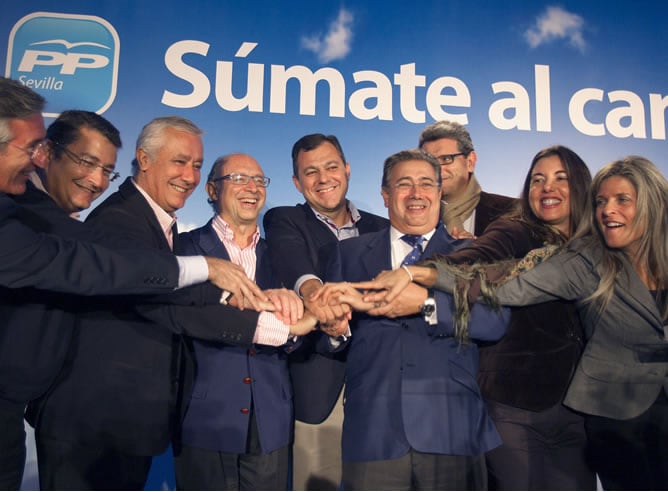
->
xmin=423 ymin=244 xmax=561 ymax=344
xmin=440 ymin=174 xmax=481 ymax=232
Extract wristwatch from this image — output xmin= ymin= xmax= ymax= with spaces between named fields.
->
xmin=421 ymin=288 xmax=437 ymax=325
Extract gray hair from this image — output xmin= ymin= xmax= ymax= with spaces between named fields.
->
xmin=0 ymin=77 xmax=46 ymax=150
xmin=418 ymin=120 xmax=474 ymax=155
xmin=131 ymin=116 xmax=203 ymax=175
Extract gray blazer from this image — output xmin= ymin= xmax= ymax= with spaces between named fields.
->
xmin=433 ymin=241 xmax=668 ymax=420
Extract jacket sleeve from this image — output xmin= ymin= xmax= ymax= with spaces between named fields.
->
xmin=264 ymin=207 xmax=323 ymax=290
xmin=0 ymin=202 xmax=179 ymax=294
xmin=441 ymin=219 xmax=537 ymax=264
xmin=493 ymin=251 xmax=595 ymax=306
xmin=429 ymin=290 xmax=508 ymax=342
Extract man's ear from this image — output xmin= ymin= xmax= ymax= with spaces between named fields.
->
xmin=136 ymin=148 xmax=151 ymax=171
xmin=206 ymin=181 xmax=218 ymax=202
xmin=466 ymin=150 xmax=477 ymax=174
xmin=292 ymin=175 xmax=303 ymax=194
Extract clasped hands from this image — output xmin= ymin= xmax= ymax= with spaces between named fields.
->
xmin=303 ymin=266 xmax=426 ymax=326
xmin=205 ymin=257 xmax=317 ymax=336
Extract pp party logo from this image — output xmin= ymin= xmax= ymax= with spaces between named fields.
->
xmin=6 ymin=12 xmax=120 ymax=116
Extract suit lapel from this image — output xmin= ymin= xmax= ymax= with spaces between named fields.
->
xmin=617 ymin=256 xmax=664 ymax=331
xmin=196 ymin=220 xmax=231 ymax=260
xmin=118 ymin=178 xmax=172 ymax=252
xmin=358 ymin=230 xmax=392 ymax=279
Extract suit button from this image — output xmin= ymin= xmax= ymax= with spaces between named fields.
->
xmin=243 ymin=377 xmax=252 ymax=384
xmin=248 ymin=349 xmax=255 ymax=357
xmin=240 ymin=408 xmax=250 ymax=414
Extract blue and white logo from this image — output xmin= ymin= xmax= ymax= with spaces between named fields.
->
xmin=6 ymin=12 xmax=120 ymax=116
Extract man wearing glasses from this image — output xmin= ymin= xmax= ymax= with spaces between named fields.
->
xmin=316 ymin=150 xmax=507 ymax=490
xmin=28 ymin=110 xmax=121 ymax=216
xmin=174 ymin=153 xmax=320 ymax=490
xmin=0 ymin=81 xmax=268 ymax=489
xmin=31 ymin=119 xmax=315 ymax=490
xmin=419 ymin=120 xmax=515 ymax=236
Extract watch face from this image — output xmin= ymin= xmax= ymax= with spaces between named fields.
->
xmin=421 ymin=300 xmax=436 ymax=316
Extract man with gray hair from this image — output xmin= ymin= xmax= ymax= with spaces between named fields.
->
xmin=419 ymin=120 xmax=514 ymax=236
xmin=0 ymin=80 xmax=266 ymax=490
xmin=31 ymin=117 xmax=312 ymax=490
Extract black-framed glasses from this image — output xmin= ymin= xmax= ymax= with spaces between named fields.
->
xmin=52 ymin=141 xmax=120 ymax=182
xmin=9 ymin=139 xmax=50 ymax=166
xmin=434 ymin=153 xmax=466 ymax=165
xmin=211 ymin=173 xmax=270 ymax=188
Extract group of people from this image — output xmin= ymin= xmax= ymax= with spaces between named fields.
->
xmin=0 ymin=73 xmax=666 ymax=492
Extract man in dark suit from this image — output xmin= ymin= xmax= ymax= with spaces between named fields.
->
xmin=31 ymin=117 xmax=309 ymax=490
xmin=1 ymin=109 xmax=124 ymax=489
xmin=419 ymin=120 xmax=515 ymax=236
xmin=319 ymin=150 xmax=508 ymax=490
xmin=0 ymin=78 xmax=262 ymax=490
xmin=175 ymin=153 xmax=318 ymax=490
xmin=263 ymin=134 xmax=388 ymax=490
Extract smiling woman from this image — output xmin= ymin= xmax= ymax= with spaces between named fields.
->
xmin=421 ymin=155 xmax=668 ymax=490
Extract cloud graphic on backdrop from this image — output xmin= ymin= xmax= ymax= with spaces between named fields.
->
xmin=301 ymin=8 xmax=353 ymax=63
xmin=525 ymin=6 xmax=586 ymax=53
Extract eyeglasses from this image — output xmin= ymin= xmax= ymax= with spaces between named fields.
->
xmin=211 ymin=173 xmax=270 ymax=188
xmin=434 ymin=153 xmax=466 ymax=165
xmin=9 ymin=139 xmax=50 ymax=166
xmin=393 ymin=180 xmax=439 ymax=192
xmin=53 ymin=141 xmax=120 ymax=182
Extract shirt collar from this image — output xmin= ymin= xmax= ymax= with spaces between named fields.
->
xmin=310 ymin=199 xmax=361 ymax=229
xmin=389 ymin=225 xmax=436 ymax=244
xmin=211 ymin=214 xmax=261 ymax=250
xmin=131 ymin=178 xmax=176 ymax=239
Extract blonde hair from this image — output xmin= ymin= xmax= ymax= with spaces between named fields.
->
xmin=581 ymin=156 xmax=668 ymax=318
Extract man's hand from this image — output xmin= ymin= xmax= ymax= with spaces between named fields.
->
xmin=316 ymin=282 xmax=374 ymax=312
xmin=265 ymin=288 xmax=304 ymax=325
xmin=449 ymin=226 xmax=475 ymax=239
xmin=352 ymin=266 xmax=414 ymax=304
xmin=301 ymin=278 xmax=351 ymax=324
xmin=366 ymin=283 xmax=427 ymax=318
xmin=320 ymin=317 xmax=350 ymax=337
xmin=205 ymin=257 xmax=269 ymax=311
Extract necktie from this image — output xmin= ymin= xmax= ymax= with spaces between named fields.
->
xmin=401 ymin=234 xmax=424 ymax=266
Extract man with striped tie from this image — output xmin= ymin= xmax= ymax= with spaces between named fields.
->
xmin=318 ymin=149 xmax=509 ymax=490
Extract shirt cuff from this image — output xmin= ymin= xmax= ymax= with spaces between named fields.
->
xmin=175 ymin=255 xmax=208 ymax=289
xmin=295 ymin=274 xmax=322 ymax=297
xmin=329 ymin=324 xmax=352 ymax=348
xmin=254 ymin=312 xmax=290 ymax=346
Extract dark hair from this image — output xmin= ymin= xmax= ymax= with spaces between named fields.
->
xmin=47 ymin=110 xmax=122 ymax=160
xmin=381 ymin=149 xmax=442 ymax=189
xmin=291 ymin=133 xmax=346 ymax=177
xmin=509 ymin=145 xmax=591 ymax=243
xmin=0 ymin=77 xmax=46 ymax=149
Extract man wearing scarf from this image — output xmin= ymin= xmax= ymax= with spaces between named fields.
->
xmin=419 ymin=120 xmax=515 ymax=236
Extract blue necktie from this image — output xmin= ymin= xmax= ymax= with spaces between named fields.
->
xmin=401 ymin=234 xmax=424 ymax=266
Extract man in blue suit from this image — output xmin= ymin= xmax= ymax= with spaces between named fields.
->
xmin=174 ymin=153 xmax=317 ymax=490
xmin=320 ymin=150 xmax=507 ymax=490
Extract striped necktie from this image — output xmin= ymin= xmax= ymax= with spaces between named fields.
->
xmin=400 ymin=234 xmax=424 ymax=266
